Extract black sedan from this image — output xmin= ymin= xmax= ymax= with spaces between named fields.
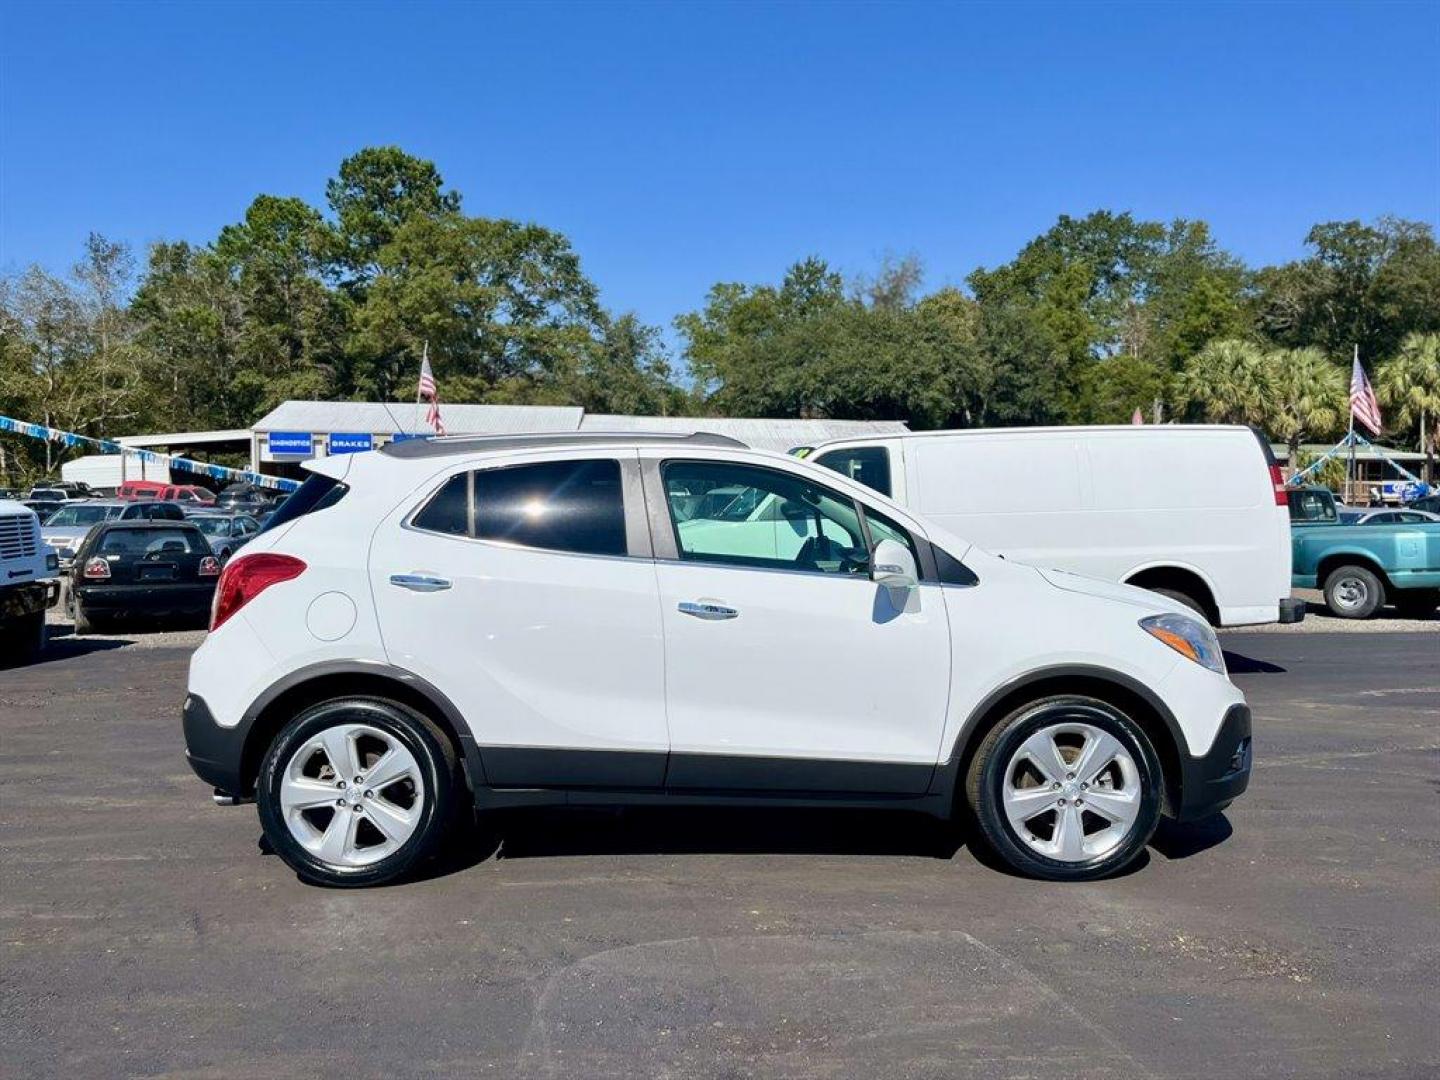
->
xmin=66 ymin=521 xmax=220 ymax=634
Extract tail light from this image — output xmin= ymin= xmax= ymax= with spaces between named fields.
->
xmin=1269 ymin=464 xmax=1289 ymax=506
xmin=82 ymin=557 xmax=111 ymax=580
xmin=198 ymin=556 xmax=221 ymax=577
xmin=211 ymin=553 xmax=306 ymax=630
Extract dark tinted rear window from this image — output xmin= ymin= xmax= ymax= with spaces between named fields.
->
xmin=476 ymin=460 xmax=626 ymax=556
xmin=260 ymin=475 xmax=348 ymax=535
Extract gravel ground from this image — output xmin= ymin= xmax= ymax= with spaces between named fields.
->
xmin=1220 ymin=590 xmax=1439 ymax=634
xmin=44 ymin=606 xmax=208 ymax=653
xmin=2 ymin=626 xmax=1437 ymax=1078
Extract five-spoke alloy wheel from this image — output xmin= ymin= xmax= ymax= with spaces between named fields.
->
xmin=257 ymin=697 xmax=461 ymax=887
xmin=967 ymin=696 xmax=1163 ymax=881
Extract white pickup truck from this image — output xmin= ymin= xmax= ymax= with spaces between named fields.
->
xmin=1 ymin=499 xmax=60 ymax=665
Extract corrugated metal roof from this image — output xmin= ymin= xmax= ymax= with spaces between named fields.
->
xmin=252 ymin=401 xmax=584 ymax=436
xmin=117 ymin=429 xmax=252 ymax=447
xmin=580 ymin=415 xmax=910 ymax=452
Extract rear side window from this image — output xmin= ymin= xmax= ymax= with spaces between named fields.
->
xmin=815 ymin=446 xmax=892 ymax=496
xmin=412 ymin=473 xmax=470 ymax=537
xmin=411 ymin=459 xmax=627 ymax=557
xmin=98 ymin=528 xmax=205 ymax=556
xmin=475 ymin=460 xmax=625 ymax=556
xmin=260 ymin=475 xmax=349 ymax=535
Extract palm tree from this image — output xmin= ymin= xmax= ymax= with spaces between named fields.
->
xmin=1376 ymin=332 xmax=1440 ymax=482
xmin=1265 ymin=347 xmax=1347 ymax=462
xmin=1179 ymin=339 xmax=1272 ymax=426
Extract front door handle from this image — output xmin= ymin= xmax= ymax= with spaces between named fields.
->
xmin=389 ymin=573 xmax=452 ymax=593
xmin=678 ymin=600 xmax=738 ymax=620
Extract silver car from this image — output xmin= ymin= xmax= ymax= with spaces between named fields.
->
xmin=40 ymin=500 xmax=186 ymax=569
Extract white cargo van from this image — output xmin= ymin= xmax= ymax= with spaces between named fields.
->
xmin=806 ymin=425 xmax=1301 ymax=626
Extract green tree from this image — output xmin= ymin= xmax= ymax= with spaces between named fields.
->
xmin=1253 ymin=218 xmax=1440 ymax=361
xmin=347 ymin=211 xmax=605 ymax=402
xmin=1265 ymin=347 xmax=1347 ymax=460
xmin=1178 ymin=339 xmax=1272 ymax=426
xmin=130 ymin=241 xmax=247 ymax=429
xmin=1376 ymin=332 xmax=1440 ymax=480
xmin=326 ymin=147 xmax=461 ymax=288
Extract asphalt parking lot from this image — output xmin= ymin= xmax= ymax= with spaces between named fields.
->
xmin=2 ymin=624 xmax=1437 ymax=1079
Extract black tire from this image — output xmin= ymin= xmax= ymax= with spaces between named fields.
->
xmin=256 ymin=697 xmax=462 ymax=887
xmin=1322 ymin=564 xmax=1385 ymax=619
xmin=0 ymin=610 xmax=46 ymax=666
xmin=965 ymin=695 xmax=1164 ymax=882
xmin=1393 ymin=588 xmax=1439 ymax=619
xmin=67 ymin=589 xmax=94 ymax=636
xmin=1150 ymin=587 xmax=1210 ymax=622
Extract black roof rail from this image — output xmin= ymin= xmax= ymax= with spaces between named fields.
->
xmin=379 ymin=430 xmax=748 ymax=459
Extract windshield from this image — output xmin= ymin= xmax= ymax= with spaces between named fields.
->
xmin=46 ymin=505 xmax=118 ymax=526
xmin=191 ymin=517 xmax=231 ymax=536
xmin=30 ymin=489 xmax=65 ymax=499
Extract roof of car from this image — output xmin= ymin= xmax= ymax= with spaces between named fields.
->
xmin=95 ymin=520 xmax=203 ymax=531
xmin=378 ymin=430 xmax=748 ymax=460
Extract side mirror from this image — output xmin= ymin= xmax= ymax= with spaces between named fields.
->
xmin=870 ymin=538 xmax=918 ymax=591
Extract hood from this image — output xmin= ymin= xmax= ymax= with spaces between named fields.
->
xmin=40 ymin=525 xmax=93 ymax=543
xmin=1035 ymin=566 xmax=1191 ymax=617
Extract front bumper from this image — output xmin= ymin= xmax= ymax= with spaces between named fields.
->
xmin=182 ymin=692 xmax=250 ymax=796
xmin=1174 ymin=703 xmax=1251 ymax=822
xmin=1 ymin=579 xmax=59 ymax=620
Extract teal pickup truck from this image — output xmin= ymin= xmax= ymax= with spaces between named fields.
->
xmin=1289 ymin=487 xmax=1440 ymax=618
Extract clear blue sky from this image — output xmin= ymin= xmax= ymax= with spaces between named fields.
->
xmin=2 ymin=0 xmax=1437 ymax=338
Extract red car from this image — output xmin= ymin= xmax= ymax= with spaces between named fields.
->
xmin=117 ymin=481 xmax=216 ymax=506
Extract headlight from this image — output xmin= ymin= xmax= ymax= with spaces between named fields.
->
xmin=1140 ymin=613 xmax=1226 ymax=674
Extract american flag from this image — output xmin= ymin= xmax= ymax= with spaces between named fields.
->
xmin=416 ymin=347 xmax=446 ymax=436
xmin=1349 ymin=349 xmax=1382 ymax=435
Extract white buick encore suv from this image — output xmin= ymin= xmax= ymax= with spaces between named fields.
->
xmin=183 ymin=432 xmax=1251 ymax=886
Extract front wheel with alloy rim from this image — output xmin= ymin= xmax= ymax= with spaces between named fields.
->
xmin=256 ymin=697 xmax=462 ymax=887
xmin=966 ymin=696 xmax=1164 ymax=881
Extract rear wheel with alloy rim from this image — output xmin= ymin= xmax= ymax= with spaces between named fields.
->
xmin=966 ymin=696 xmax=1163 ymax=881
xmin=256 ymin=697 xmax=461 ymax=886
xmin=1323 ymin=564 xmax=1384 ymax=619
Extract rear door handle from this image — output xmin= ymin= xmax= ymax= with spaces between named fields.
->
xmin=389 ymin=573 xmax=452 ymax=593
xmin=678 ymin=600 xmax=738 ymax=620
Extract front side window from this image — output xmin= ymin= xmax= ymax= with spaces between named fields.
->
xmin=814 ymin=446 xmax=892 ymax=496
xmin=411 ymin=459 xmax=627 ymax=557
xmin=860 ymin=505 xmax=920 ymax=566
xmin=663 ymin=461 xmax=869 ymax=575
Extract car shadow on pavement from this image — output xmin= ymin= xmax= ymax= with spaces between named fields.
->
xmin=1149 ymin=814 xmax=1233 ymax=860
xmin=1221 ymin=650 xmax=1286 ymax=674
xmin=26 ymin=636 xmax=132 ymax=664
xmin=266 ymin=809 xmax=1231 ymax=887
xmin=490 ymin=806 xmax=966 ymax=861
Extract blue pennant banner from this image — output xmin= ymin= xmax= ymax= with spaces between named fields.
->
xmin=0 ymin=414 xmax=300 ymax=491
